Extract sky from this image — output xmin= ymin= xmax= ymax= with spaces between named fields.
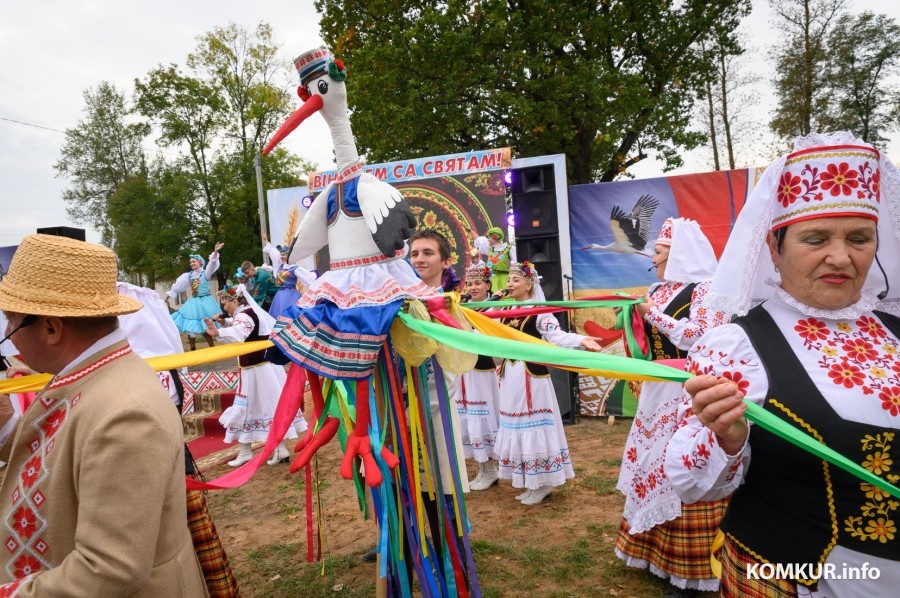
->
xmin=1 ymin=0 xmax=898 ymax=247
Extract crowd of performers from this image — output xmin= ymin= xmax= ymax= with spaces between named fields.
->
xmin=2 ymin=43 xmax=894 ymax=598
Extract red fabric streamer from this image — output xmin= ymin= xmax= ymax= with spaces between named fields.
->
xmin=186 ymin=364 xmax=307 ymax=490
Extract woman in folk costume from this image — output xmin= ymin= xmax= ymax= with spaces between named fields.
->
xmin=167 ymin=242 xmax=224 ymax=351
xmin=614 ymin=218 xmax=730 ymax=598
xmin=262 ymin=232 xmax=316 ymax=318
xmin=665 ymin=132 xmax=900 ymax=597
xmin=457 ymin=264 xmax=502 ymax=490
xmin=205 ymin=284 xmax=307 ymax=467
xmin=472 ymin=227 xmax=516 ymax=293
xmin=496 ymin=261 xmax=602 ymax=505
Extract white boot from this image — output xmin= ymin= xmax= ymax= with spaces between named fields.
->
xmin=471 ymin=460 xmax=499 ymax=491
xmin=521 ymin=485 xmax=554 ymax=506
xmin=267 ymin=443 xmax=290 ymax=466
xmin=228 ymin=443 xmax=254 ymax=467
xmin=515 ymin=488 xmax=532 ymax=502
xmin=470 ymin=461 xmax=486 ymax=488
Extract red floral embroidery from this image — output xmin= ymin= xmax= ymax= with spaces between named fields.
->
xmin=647 ymin=472 xmax=658 ymax=490
xmin=634 ymin=481 xmax=648 ymax=499
xmin=842 ymin=338 xmax=878 ymax=363
xmin=795 ymin=318 xmax=830 ymax=342
xmin=11 ymin=508 xmax=37 ymax=540
xmin=40 ymin=409 xmax=66 ymax=439
xmin=857 ymin=315 xmax=887 ymax=339
xmin=696 ymin=443 xmax=711 ymax=459
xmin=879 ymin=386 xmax=900 ymax=417
xmin=820 ymin=162 xmax=859 ymax=197
xmin=13 ymin=555 xmax=40 ymax=579
xmin=20 ymin=456 xmax=42 ymax=489
xmin=828 ymin=360 xmax=865 ymax=388
xmin=626 ymin=447 xmax=637 ymax=463
xmin=682 ymin=454 xmax=693 ymax=469
xmin=777 ymin=172 xmax=802 ymax=206
xmin=722 ymin=371 xmax=750 ymax=394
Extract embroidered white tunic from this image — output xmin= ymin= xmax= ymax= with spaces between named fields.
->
xmin=617 ymin=280 xmax=729 ymax=534
xmin=665 ymin=290 xmax=900 ymax=597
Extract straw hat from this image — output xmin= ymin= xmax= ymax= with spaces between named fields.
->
xmin=0 ymin=234 xmax=142 ymax=317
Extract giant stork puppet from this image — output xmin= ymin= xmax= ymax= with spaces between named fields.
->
xmin=264 ymin=49 xmax=478 ymax=596
xmin=264 ymin=48 xmax=437 ymax=485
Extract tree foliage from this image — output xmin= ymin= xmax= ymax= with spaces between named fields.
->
xmin=770 ymin=0 xmax=848 ymax=141
xmin=54 ymin=82 xmax=149 ymax=244
xmin=315 ymin=0 xmax=750 ymax=183
xmin=55 ymin=23 xmax=312 ymax=284
xmin=820 ymin=12 xmax=900 ymax=144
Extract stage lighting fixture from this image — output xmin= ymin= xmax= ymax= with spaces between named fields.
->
xmin=503 ymin=170 xmax=513 ymax=186
xmin=507 ymin=213 xmax=516 ymax=227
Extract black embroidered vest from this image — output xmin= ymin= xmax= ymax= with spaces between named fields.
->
xmin=645 ymin=283 xmax=696 ymax=360
xmin=500 ymin=315 xmax=549 ymax=377
xmin=721 ymin=305 xmax=900 ymax=579
xmin=238 ymin=308 xmax=267 ymax=368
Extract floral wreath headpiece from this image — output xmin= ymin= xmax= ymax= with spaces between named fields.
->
xmin=465 ymin=263 xmax=492 ymax=283
xmin=510 ymin=260 xmax=538 ymax=283
xmin=218 ymin=284 xmax=240 ymax=301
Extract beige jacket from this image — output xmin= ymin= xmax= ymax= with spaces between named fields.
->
xmin=0 ymin=338 xmax=208 ymax=597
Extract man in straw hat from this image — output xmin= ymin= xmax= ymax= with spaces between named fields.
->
xmin=0 ymin=234 xmax=208 ymax=595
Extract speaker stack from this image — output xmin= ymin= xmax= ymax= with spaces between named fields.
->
xmin=510 ymin=164 xmax=578 ymax=423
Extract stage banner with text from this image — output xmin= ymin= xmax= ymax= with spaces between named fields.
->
xmin=569 ymin=167 xmax=760 ymax=417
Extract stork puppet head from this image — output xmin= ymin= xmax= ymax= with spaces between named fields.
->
xmin=263 ymin=48 xmax=350 ymax=156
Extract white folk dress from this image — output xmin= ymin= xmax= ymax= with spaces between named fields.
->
xmin=456 ymin=349 xmax=500 ymax=462
xmin=615 ymin=280 xmax=730 ymax=592
xmin=495 ymin=312 xmax=583 ymax=490
xmin=665 ymin=290 xmax=900 ymax=597
xmin=217 ymin=309 xmax=307 ymax=443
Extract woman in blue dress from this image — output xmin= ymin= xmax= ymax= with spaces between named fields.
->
xmin=262 ymin=235 xmax=315 ymax=318
xmin=166 ymin=241 xmax=224 ymax=350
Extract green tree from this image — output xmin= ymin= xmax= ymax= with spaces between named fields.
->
xmin=315 ymin=0 xmax=750 ymax=183
xmin=107 ymin=161 xmax=194 ymax=286
xmin=54 ymin=82 xmax=149 ymax=244
xmin=769 ymin=0 xmax=848 ymax=141
xmin=134 ymin=23 xmax=301 ymax=280
xmin=820 ymin=12 xmax=900 ymax=144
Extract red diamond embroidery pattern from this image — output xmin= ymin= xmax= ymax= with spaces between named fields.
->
xmin=32 ymin=492 xmax=45 ymax=507
xmin=34 ymin=539 xmax=48 ymax=555
xmin=5 ymin=537 xmax=18 ymax=553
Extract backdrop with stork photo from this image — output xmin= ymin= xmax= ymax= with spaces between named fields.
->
xmin=569 ymin=167 xmax=760 ymax=417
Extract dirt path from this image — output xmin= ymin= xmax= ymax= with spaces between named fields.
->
xmin=204 ymin=416 xmax=714 ymax=597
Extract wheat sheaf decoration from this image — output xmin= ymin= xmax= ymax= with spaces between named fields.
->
xmin=283 ymin=204 xmax=301 ymax=247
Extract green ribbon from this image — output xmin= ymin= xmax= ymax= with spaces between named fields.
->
xmin=397 ymin=312 xmax=900 ymax=499
xmin=397 ymin=311 xmax=687 ymax=381
xmin=743 ymin=401 xmax=900 ymax=499
xmin=615 ymin=302 xmax=651 ymax=360
xmin=463 ymin=298 xmax=643 ymax=309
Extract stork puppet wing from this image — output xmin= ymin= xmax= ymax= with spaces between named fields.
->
xmin=357 ymin=173 xmax=417 ymax=257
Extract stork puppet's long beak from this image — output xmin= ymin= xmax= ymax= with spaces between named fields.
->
xmin=263 ymin=94 xmax=324 ymax=155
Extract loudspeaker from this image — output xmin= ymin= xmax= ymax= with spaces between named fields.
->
xmin=36 ymin=226 xmax=86 ymax=241
xmin=511 ymin=165 xmax=557 ymax=238
xmin=512 ymin=164 xmax=575 ymax=422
